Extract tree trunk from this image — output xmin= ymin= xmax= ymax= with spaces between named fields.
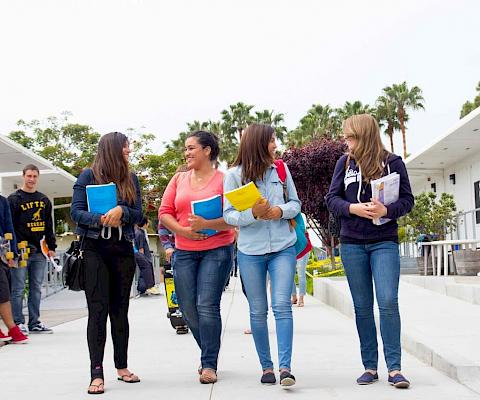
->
xmin=330 ymin=235 xmax=336 ymax=270
xmin=387 ymin=122 xmax=394 ymax=153
xmin=399 ymin=108 xmax=407 ymax=159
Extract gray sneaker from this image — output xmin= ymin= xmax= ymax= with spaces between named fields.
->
xmin=17 ymin=323 xmax=29 ymax=336
xmin=29 ymin=322 xmax=53 ymax=334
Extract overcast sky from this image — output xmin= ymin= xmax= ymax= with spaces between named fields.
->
xmin=1 ymin=0 xmax=479 ymax=157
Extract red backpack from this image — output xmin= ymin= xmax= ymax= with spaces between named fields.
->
xmin=274 ymin=160 xmax=312 ymax=260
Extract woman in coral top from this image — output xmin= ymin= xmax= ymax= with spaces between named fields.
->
xmin=159 ymin=131 xmax=234 ymax=384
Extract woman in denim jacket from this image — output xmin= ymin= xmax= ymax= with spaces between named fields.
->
xmin=223 ymin=124 xmax=301 ymax=387
xmin=71 ymin=132 xmax=143 ymax=395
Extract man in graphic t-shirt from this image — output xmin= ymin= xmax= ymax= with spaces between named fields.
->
xmin=8 ymin=164 xmax=56 ymax=334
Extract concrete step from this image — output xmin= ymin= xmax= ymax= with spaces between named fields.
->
xmin=313 ymin=277 xmax=480 ymax=394
xmin=401 ymin=275 xmax=480 ymax=305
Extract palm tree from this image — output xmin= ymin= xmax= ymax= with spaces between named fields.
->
xmin=383 ymin=82 xmax=425 ymax=159
xmin=253 ymin=109 xmax=288 ymax=143
xmin=287 ymin=104 xmax=343 ymax=147
xmin=375 ymin=95 xmax=400 ymax=153
xmin=220 ymin=102 xmax=254 ymax=140
xmin=337 ymin=100 xmax=376 ymax=121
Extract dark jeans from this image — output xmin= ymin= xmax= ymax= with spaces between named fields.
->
xmin=135 ymin=253 xmax=155 ymax=293
xmin=173 ymin=244 xmax=233 ymax=371
xmin=340 ymin=241 xmax=402 ymax=372
xmin=84 ymin=234 xmax=136 ymax=380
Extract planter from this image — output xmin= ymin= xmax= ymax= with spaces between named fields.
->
xmin=453 ymin=249 xmax=480 ymax=276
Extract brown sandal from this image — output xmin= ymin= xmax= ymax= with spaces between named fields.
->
xmin=199 ymin=368 xmax=217 ymax=384
xmin=88 ymin=379 xmax=104 ymax=395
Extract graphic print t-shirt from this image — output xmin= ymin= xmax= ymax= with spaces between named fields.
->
xmin=8 ymin=190 xmax=56 ymax=253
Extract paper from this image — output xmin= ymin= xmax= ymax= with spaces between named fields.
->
xmin=370 ymin=173 xmax=399 ymax=225
xmin=224 ymin=181 xmax=262 ymax=211
xmin=86 ymin=183 xmax=117 ymax=214
xmin=191 ymin=194 xmax=223 ymax=236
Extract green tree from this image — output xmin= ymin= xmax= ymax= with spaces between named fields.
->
xmin=460 ymin=81 xmax=480 ymax=118
xmin=253 ymin=109 xmax=288 ymax=143
xmin=375 ymin=95 xmax=401 ymax=153
xmin=8 ymin=112 xmax=101 ymax=177
xmin=287 ymin=104 xmax=342 ymax=147
xmin=383 ymin=82 xmax=425 ymax=159
xmin=402 ymin=192 xmax=457 ymax=241
xmin=336 ymin=100 xmax=376 ymax=121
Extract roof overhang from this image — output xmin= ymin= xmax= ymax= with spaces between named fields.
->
xmin=406 ymin=107 xmax=480 ymax=176
xmin=0 ymin=134 xmax=76 ymax=198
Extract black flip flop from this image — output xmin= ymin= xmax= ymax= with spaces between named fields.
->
xmin=117 ymin=373 xmax=140 ymax=383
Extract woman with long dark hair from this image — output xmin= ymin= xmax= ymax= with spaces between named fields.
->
xmin=326 ymin=114 xmax=414 ymax=388
xmin=71 ymin=132 xmax=143 ymax=395
xmin=159 ymin=131 xmax=234 ymax=384
xmin=223 ymin=124 xmax=301 ymax=387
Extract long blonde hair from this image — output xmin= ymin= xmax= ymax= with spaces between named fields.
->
xmin=343 ymin=114 xmax=389 ymax=183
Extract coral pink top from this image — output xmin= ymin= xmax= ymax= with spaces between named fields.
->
xmin=159 ymin=170 xmax=235 ymax=251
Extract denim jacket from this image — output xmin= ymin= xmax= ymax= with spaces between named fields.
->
xmin=223 ymin=164 xmax=301 ymax=255
xmin=70 ymin=168 xmax=143 ymax=241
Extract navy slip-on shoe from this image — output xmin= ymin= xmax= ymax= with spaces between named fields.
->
xmin=279 ymin=371 xmax=296 ymax=387
xmin=260 ymin=372 xmax=276 ymax=385
xmin=356 ymin=371 xmax=379 ymax=385
xmin=388 ymin=373 xmax=410 ymax=388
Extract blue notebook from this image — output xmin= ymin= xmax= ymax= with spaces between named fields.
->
xmin=86 ymin=183 xmax=117 ymax=214
xmin=191 ymin=194 xmax=223 ymax=237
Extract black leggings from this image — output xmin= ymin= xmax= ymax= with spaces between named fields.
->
xmin=83 ymin=234 xmax=135 ymax=380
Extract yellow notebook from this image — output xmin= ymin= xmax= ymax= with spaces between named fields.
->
xmin=224 ymin=182 xmax=262 ymax=211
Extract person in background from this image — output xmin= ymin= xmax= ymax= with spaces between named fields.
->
xmin=325 ymin=114 xmax=414 ymax=389
xmin=158 ymin=222 xmax=175 ymax=269
xmin=223 ymin=123 xmax=300 ymax=387
xmin=134 ymin=217 xmax=160 ymax=296
xmin=8 ymin=164 xmax=56 ymax=335
xmin=159 ymin=131 xmax=234 ymax=384
xmin=71 ymin=132 xmax=143 ymax=395
xmin=291 ymin=251 xmax=309 ymax=307
xmin=0 ymin=194 xmax=29 ymax=344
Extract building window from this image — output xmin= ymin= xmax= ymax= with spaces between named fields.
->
xmin=475 ymin=181 xmax=480 ymax=224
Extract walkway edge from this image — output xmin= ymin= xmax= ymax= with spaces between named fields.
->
xmin=313 ymin=277 xmax=480 ymax=394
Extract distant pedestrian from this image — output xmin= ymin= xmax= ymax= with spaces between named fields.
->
xmin=134 ymin=217 xmax=160 ymax=296
xmin=0 ymin=195 xmax=29 ymax=344
xmin=8 ymin=164 xmax=56 ymax=335
xmin=326 ymin=114 xmax=414 ymax=389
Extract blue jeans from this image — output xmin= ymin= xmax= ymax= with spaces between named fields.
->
xmin=10 ymin=252 xmax=47 ymax=328
xmin=238 ymin=246 xmax=296 ymax=371
xmin=291 ymin=251 xmax=309 ymax=296
xmin=173 ymin=244 xmax=233 ymax=371
xmin=340 ymin=241 xmax=401 ymax=372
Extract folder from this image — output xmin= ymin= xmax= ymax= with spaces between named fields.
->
xmin=86 ymin=183 xmax=117 ymax=214
xmin=370 ymin=173 xmax=399 ymax=225
xmin=191 ymin=194 xmax=223 ymax=236
xmin=224 ymin=182 xmax=262 ymax=212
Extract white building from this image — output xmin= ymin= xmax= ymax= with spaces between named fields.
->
xmin=406 ymin=107 xmax=480 ymax=239
xmin=0 ymin=134 xmax=76 ymax=227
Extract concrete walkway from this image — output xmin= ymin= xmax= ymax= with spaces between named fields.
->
xmin=315 ymin=276 xmax=480 ymax=394
xmin=1 ymin=276 xmax=479 ymax=399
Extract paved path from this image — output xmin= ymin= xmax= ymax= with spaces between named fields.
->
xmin=1 ymin=277 xmax=479 ymax=399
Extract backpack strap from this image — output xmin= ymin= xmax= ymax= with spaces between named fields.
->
xmin=274 ymin=160 xmax=287 ymax=184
